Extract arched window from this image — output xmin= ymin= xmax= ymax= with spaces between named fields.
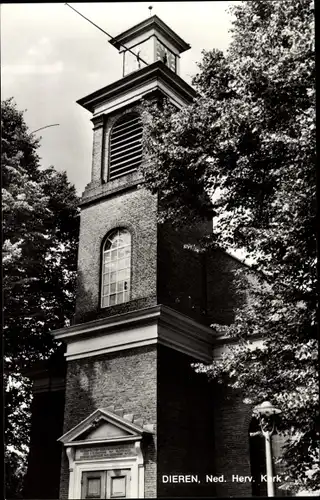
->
xmin=101 ymin=229 xmax=131 ymax=308
xmin=109 ymin=113 xmax=143 ymax=180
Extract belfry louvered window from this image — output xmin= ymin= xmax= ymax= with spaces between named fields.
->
xmin=109 ymin=113 xmax=143 ymax=180
xmin=101 ymin=229 xmax=131 ymax=308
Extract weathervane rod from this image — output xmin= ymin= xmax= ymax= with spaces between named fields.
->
xmin=64 ymin=3 xmax=149 ymax=67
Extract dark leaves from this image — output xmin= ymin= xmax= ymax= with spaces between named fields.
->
xmin=141 ymin=0 xmax=317 ymax=492
xmin=2 ymin=98 xmax=79 ymax=496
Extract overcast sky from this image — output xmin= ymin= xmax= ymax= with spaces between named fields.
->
xmin=1 ymin=1 xmax=237 ymax=194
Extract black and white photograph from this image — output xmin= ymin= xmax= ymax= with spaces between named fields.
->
xmin=2 ymin=1 xmax=317 ymax=498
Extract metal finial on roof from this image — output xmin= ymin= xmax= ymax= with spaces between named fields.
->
xmin=148 ymin=5 xmax=153 ymax=16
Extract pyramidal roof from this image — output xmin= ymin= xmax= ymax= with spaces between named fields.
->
xmin=109 ymin=14 xmax=190 ymax=53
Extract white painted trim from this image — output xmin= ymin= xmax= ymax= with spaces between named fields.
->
xmin=135 ymin=441 xmax=144 ymax=499
xmin=66 ymin=339 xmax=158 ymax=361
xmin=158 ymin=334 xmax=213 ymax=363
xmin=66 ymin=325 xmax=157 ymax=360
xmin=53 ymin=305 xmax=214 ymax=340
xmin=53 ymin=307 xmax=160 ymax=340
xmin=66 ymin=447 xmax=75 ymax=500
xmin=70 ymin=456 xmax=144 ymax=499
xmin=74 ymin=456 xmax=137 ymax=464
xmin=109 ymin=15 xmax=190 ymax=54
xmin=58 ymin=407 xmax=151 ymax=445
xmin=64 ymin=436 xmax=141 ymax=447
xmin=92 ymin=77 xmax=190 ymax=116
xmin=213 ymin=336 xmax=266 ymax=359
xmin=53 ymin=305 xmax=217 ymax=363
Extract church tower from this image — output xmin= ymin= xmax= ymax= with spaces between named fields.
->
xmin=24 ymin=14 xmax=258 ymax=500
xmin=52 ymin=15 xmax=221 ymax=499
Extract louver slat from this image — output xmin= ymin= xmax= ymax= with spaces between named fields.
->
xmin=109 ymin=114 xmax=143 ymax=180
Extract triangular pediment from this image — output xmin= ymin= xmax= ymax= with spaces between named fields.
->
xmin=58 ymin=408 xmax=153 ymax=446
xmin=79 ymin=420 xmax=129 ymax=440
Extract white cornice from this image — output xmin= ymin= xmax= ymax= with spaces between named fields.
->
xmin=93 ymin=78 xmax=190 ymax=117
xmin=64 ymin=436 xmax=140 ymax=447
xmin=77 ymin=62 xmax=196 ymax=114
xmin=109 ymin=15 xmax=190 ymax=54
xmin=58 ymin=407 xmax=152 ymax=445
xmin=52 ymin=305 xmax=217 ymax=363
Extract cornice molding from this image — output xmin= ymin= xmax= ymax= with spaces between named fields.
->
xmin=58 ymin=407 xmax=152 ymax=446
xmin=77 ymin=61 xmax=196 ymax=113
xmin=79 ymin=172 xmax=144 ymax=208
xmin=52 ymin=305 xmax=217 ymax=363
xmin=109 ymin=15 xmax=190 ymax=54
xmin=91 ymin=114 xmax=105 ymax=129
xmin=64 ymin=436 xmax=139 ymax=447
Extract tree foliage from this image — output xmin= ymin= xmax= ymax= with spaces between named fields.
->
xmin=2 ymin=98 xmax=79 ymax=497
xmin=141 ymin=0 xmax=317 ymax=493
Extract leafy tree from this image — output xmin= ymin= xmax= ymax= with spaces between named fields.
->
xmin=141 ymin=0 xmax=317 ymax=493
xmin=2 ymin=98 xmax=79 ymax=497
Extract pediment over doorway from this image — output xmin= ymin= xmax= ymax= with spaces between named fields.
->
xmin=58 ymin=407 xmax=154 ymax=446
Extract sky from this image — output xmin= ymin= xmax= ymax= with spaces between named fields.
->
xmin=1 ymin=1 xmax=237 ymax=195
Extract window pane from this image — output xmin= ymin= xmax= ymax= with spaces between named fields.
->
xmin=121 ymin=231 xmax=131 ymax=245
xmin=117 ymin=238 xmax=124 ymax=247
xmin=118 ymin=259 xmax=126 ymax=270
xmin=87 ymin=478 xmax=101 ymax=498
xmin=101 ymin=229 xmax=131 ymax=309
xmin=117 ymin=270 xmax=124 ymax=281
xmin=117 ymin=292 xmax=124 ymax=303
xmin=111 ymin=476 xmax=126 ymax=497
xmin=102 ymin=296 xmax=109 ymax=307
xmin=105 ymin=241 xmax=112 ymax=251
xmin=123 ymin=270 xmax=130 ymax=281
xmin=108 ymin=261 xmax=117 ymax=271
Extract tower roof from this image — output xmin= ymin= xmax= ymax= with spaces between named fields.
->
xmin=76 ymin=61 xmax=196 ymax=114
xmin=109 ymin=14 xmax=190 ymax=54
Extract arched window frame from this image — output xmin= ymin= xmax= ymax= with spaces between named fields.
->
xmin=101 ymin=228 xmax=132 ymax=308
xmin=108 ymin=112 xmax=143 ymax=181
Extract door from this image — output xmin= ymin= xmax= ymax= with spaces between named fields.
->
xmin=107 ymin=469 xmax=130 ymax=498
xmin=81 ymin=469 xmax=131 ymax=499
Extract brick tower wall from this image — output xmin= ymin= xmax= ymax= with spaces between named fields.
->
xmin=157 ymin=221 xmax=211 ymax=323
xmin=74 ymin=187 xmax=158 ymax=325
xmin=59 ymin=345 xmax=157 ymax=499
xmin=157 ymin=221 xmax=248 ymax=327
xmin=157 ymin=346 xmax=257 ymax=498
xmin=157 ymin=345 xmax=215 ymax=498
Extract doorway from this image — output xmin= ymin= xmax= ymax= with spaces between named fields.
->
xmin=81 ymin=469 xmax=131 ymax=499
